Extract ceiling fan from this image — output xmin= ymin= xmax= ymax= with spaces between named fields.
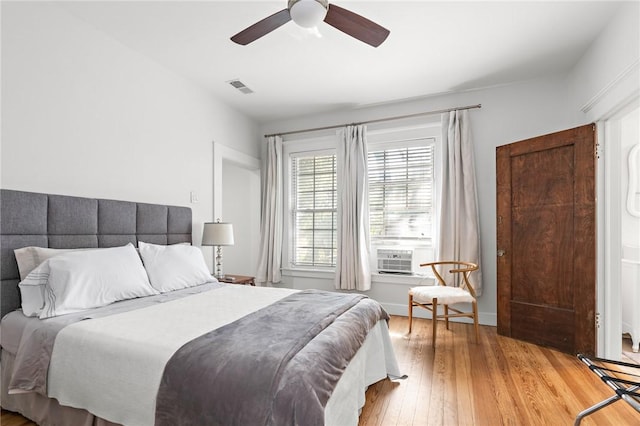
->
xmin=230 ymin=0 xmax=390 ymax=48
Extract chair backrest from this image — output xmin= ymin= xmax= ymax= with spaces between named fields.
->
xmin=419 ymin=261 xmax=479 ymax=297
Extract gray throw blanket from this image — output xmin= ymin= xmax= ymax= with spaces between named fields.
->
xmin=155 ymin=289 xmax=388 ymax=426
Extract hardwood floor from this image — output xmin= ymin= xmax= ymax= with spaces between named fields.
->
xmin=359 ymin=316 xmax=638 ymax=425
xmin=2 ymin=316 xmax=638 ymax=425
xmin=0 ymin=412 xmax=35 ymax=426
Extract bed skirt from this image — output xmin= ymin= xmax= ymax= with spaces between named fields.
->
xmin=1 ymin=349 xmax=120 ymax=426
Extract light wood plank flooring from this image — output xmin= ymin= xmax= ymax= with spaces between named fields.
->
xmin=2 ymin=316 xmax=639 ymax=425
xmin=359 ymin=316 xmax=638 ymax=425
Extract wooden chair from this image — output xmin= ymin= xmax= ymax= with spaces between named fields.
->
xmin=408 ymin=261 xmax=479 ymax=348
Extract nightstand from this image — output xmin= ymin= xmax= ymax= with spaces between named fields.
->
xmin=218 ymin=274 xmax=255 ymax=286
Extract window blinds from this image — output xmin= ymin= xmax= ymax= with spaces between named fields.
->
xmin=368 ymin=145 xmax=434 ymax=241
xmin=291 ymin=154 xmax=337 ymax=266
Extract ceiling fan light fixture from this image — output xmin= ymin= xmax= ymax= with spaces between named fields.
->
xmin=288 ymin=0 xmax=328 ymax=28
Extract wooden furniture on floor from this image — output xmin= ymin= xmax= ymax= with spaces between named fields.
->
xmin=408 ymin=261 xmax=479 ymax=348
xmin=218 ymin=274 xmax=255 ymax=286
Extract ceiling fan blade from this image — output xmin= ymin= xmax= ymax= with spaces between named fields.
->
xmin=231 ymin=9 xmax=291 ymax=45
xmin=324 ymin=4 xmax=390 ymax=47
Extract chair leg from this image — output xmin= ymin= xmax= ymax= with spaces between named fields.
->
xmin=432 ymin=298 xmax=438 ymax=349
xmin=473 ymin=300 xmax=479 ymax=344
xmin=444 ymin=304 xmax=450 ymax=330
xmin=408 ymin=294 xmax=413 ymax=334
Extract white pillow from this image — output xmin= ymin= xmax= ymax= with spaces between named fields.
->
xmin=24 ymin=243 xmax=159 ymax=319
xmin=14 ymin=246 xmax=89 ymax=281
xmin=18 ymin=266 xmax=50 ymax=317
xmin=138 ymin=241 xmax=214 ymax=293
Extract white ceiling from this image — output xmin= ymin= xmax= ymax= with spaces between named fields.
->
xmin=56 ymin=1 xmax=622 ymax=123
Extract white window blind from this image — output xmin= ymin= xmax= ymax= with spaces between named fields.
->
xmin=287 ymin=132 xmax=436 ymax=271
xmin=368 ymin=143 xmax=434 ymax=242
xmin=291 ymin=153 xmax=337 ymax=267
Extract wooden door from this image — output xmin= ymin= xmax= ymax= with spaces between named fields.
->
xmin=496 ymin=124 xmax=596 ymax=355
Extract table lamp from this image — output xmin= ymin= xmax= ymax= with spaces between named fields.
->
xmin=202 ymin=220 xmax=234 ymax=279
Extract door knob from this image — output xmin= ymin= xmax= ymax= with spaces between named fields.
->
xmin=497 ymin=249 xmax=505 ymax=257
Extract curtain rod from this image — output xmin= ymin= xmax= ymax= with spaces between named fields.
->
xmin=264 ymin=103 xmax=481 ymax=139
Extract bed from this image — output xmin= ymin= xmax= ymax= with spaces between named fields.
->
xmin=0 ymin=189 xmax=402 ymax=426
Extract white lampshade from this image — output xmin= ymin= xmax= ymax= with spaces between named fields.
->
xmin=289 ymin=0 xmax=328 ymax=28
xmin=202 ymin=221 xmax=234 ymax=246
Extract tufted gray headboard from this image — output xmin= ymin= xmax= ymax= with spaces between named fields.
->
xmin=0 ymin=189 xmax=193 ymax=319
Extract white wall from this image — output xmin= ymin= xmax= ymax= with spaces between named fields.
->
xmin=568 ymin=1 xmax=640 ymax=121
xmin=261 ymin=75 xmax=585 ymax=325
xmin=0 ymin=2 xmax=261 ymax=271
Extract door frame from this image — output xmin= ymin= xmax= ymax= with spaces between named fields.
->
xmin=599 ymin=118 xmax=622 ymax=359
xmin=598 ymin=99 xmax=640 ymax=358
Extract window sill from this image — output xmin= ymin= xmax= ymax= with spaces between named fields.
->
xmin=281 ymin=268 xmax=434 ymax=286
xmin=281 ymin=268 xmax=334 ymax=280
xmin=372 ymin=272 xmax=433 ymax=286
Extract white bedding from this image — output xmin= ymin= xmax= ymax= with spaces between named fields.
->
xmin=45 ymin=284 xmax=400 ymax=426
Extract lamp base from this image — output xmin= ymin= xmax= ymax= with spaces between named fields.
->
xmin=215 ymin=246 xmax=224 ymax=279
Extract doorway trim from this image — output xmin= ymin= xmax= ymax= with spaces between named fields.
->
xmin=600 ymin=119 xmax=622 ymax=359
xmin=599 ymin=99 xmax=640 ymax=358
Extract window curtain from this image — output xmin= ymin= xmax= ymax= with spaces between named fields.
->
xmin=438 ymin=110 xmax=483 ymax=295
xmin=335 ymin=125 xmax=371 ymax=291
xmin=256 ymin=135 xmax=283 ymax=286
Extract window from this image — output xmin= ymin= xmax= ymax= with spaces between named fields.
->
xmin=284 ymin=124 xmax=439 ymax=272
xmin=291 ymin=152 xmax=337 ymax=267
xmin=368 ymin=142 xmax=435 ymax=244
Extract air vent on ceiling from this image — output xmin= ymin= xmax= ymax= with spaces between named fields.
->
xmin=228 ymin=79 xmax=254 ymax=95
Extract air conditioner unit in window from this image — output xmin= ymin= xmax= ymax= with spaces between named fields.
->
xmin=377 ymin=249 xmax=413 ymax=275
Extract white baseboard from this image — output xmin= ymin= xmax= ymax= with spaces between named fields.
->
xmin=382 ymin=302 xmax=497 ymax=327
